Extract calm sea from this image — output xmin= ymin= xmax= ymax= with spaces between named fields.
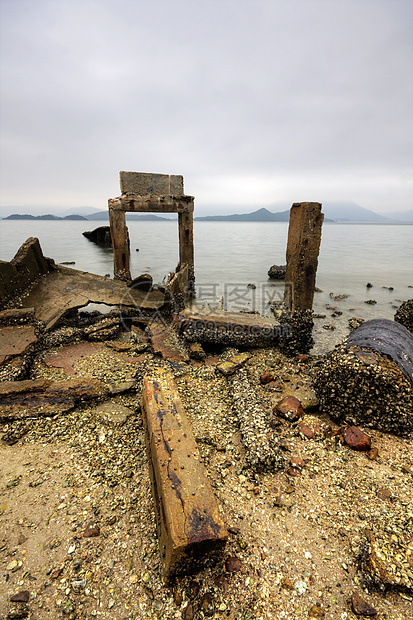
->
xmin=1 ymin=219 xmax=412 ymax=351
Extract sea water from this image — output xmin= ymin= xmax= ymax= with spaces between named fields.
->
xmin=1 ymin=219 xmax=412 ymax=352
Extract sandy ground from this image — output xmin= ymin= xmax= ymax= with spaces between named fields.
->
xmin=1 ymin=338 xmax=413 ymax=620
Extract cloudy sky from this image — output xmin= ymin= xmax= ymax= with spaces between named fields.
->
xmin=0 ymin=0 xmax=412 ymax=216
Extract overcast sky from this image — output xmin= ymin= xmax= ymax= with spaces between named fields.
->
xmin=0 ymin=0 xmax=412 ymax=216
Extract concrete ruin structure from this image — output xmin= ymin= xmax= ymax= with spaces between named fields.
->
xmin=284 ymin=202 xmax=324 ymax=312
xmin=108 ymin=172 xmax=195 ymax=304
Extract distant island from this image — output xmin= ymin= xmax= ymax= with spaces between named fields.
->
xmin=2 ymin=202 xmax=412 ymax=222
xmin=4 ymin=214 xmax=87 ymax=221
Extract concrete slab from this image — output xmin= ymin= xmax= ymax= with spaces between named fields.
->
xmin=20 ymin=265 xmax=166 ymax=330
xmin=0 ymin=325 xmax=38 ymax=366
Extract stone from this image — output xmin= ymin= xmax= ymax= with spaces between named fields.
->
xmin=274 ymin=396 xmax=304 ymax=421
xmin=217 ymin=352 xmax=252 ymax=376
xmin=0 ymin=325 xmax=38 ymax=367
xmin=82 ymin=226 xmax=112 ymax=246
xmin=10 ymin=591 xmax=30 ymax=603
xmin=83 ymin=522 xmax=100 ymax=538
xmin=43 ymin=342 xmax=104 ymax=374
xmin=350 ymin=592 xmax=377 ymax=616
xmin=308 ymin=604 xmax=325 ymax=618
xmin=225 ymin=556 xmax=242 ymax=572
xmin=342 ymin=426 xmax=371 ymax=451
xmin=128 ymin=273 xmax=153 ymax=292
xmin=298 ymin=421 xmax=315 ymax=439
xmin=94 ymin=402 xmax=133 ymax=426
xmin=260 ymin=372 xmax=275 ymax=385
xmin=267 ymin=264 xmax=286 ymax=279
xmin=149 ymin=321 xmax=189 ymax=362
xmin=199 ymin=592 xmax=214 ymax=617
xmin=0 ymin=237 xmax=52 ymax=302
xmin=141 ymin=369 xmax=228 ymax=580
xmin=188 ymin=342 xmax=206 ymax=360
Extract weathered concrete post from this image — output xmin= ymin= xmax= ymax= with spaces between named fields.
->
xmin=178 ymin=211 xmax=194 ymax=276
xmin=284 ymin=202 xmax=324 ymax=312
xmin=142 ymin=369 xmax=228 ymax=580
xmin=108 ymin=209 xmax=130 ymax=280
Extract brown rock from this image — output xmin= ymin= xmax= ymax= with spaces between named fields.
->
xmin=351 ymin=592 xmax=377 ymax=616
xmin=308 ymin=604 xmax=325 ymax=617
xmin=281 ymin=577 xmax=294 ymax=590
xmin=260 ymin=372 xmax=275 ymax=385
xmin=225 ymin=556 xmax=242 ymax=572
xmin=286 ymin=467 xmax=301 ymax=477
xmin=214 ymin=574 xmax=229 ymax=592
xmin=182 ymin=602 xmax=194 ymax=620
xmin=290 ymin=457 xmax=306 ymax=469
xmin=298 ymin=422 xmax=315 ymax=439
xmin=295 ymin=354 xmax=310 ymax=363
xmin=10 ymin=591 xmax=30 ymax=603
xmin=377 ymin=488 xmax=391 ymax=501
xmin=0 ymin=325 xmax=38 ymax=366
xmin=274 ymin=395 xmax=304 ymax=421
xmin=82 ymin=522 xmax=100 ymax=538
xmin=367 ymin=446 xmax=379 ymax=460
xmin=199 ymin=591 xmax=214 ymax=617
xmin=342 ymin=426 xmax=371 ymax=451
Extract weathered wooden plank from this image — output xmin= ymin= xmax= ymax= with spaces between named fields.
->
xmin=142 ymin=369 xmax=227 ymax=580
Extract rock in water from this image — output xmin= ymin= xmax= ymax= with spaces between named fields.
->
xmin=314 ymin=319 xmax=413 ymax=437
xmin=267 ymin=264 xmax=286 ymax=279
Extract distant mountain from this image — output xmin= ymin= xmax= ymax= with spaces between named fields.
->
xmin=386 ymin=208 xmax=413 ymax=222
xmin=4 ymin=213 xmax=87 ymax=221
xmin=195 ymin=207 xmax=291 ymax=222
xmin=265 ymin=200 xmax=393 ymax=222
xmin=195 ymin=207 xmax=335 ymax=222
xmin=85 ymin=211 xmax=174 ymax=221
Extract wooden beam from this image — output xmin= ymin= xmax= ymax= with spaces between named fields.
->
xmin=142 ymin=369 xmax=227 ymax=580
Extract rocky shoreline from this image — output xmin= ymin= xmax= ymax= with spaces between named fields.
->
xmin=0 ymin=294 xmax=413 ymax=620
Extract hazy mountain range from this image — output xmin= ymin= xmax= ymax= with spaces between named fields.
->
xmin=1 ymin=201 xmax=412 ymax=222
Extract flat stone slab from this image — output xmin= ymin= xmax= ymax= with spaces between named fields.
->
xmin=142 ymin=369 xmax=227 ymax=580
xmin=20 ymin=265 xmax=166 ymax=330
xmin=94 ymin=402 xmax=133 ymax=426
xmin=150 ymin=321 xmax=189 ymax=362
xmin=0 ymin=325 xmax=38 ymax=366
xmin=43 ymin=342 xmax=105 ymax=374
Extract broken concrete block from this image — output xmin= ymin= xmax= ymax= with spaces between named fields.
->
xmin=0 ymin=378 xmax=108 ymax=421
xmin=142 ymin=369 xmax=227 ymax=580
xmin=120 ymin=172 xmax=183 ymax=196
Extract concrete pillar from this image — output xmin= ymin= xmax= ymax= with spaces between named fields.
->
xmin=284 ymin=202 xmax=324 ymax=311
xmin=178 ymin=210 xmax=194 ymax=278
xmin=109 ymin=208 xmax=131 ymax=281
